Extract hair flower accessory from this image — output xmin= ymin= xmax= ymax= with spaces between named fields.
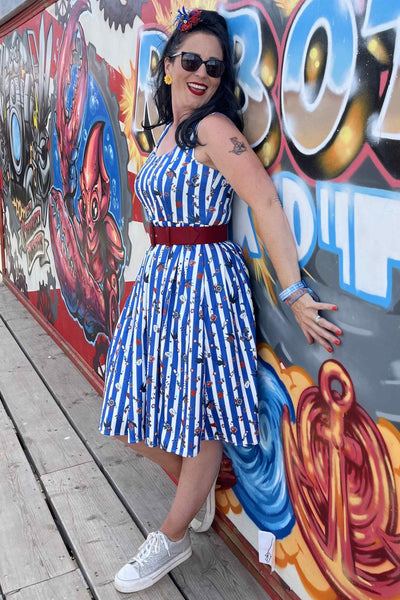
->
xmin=174 ymin=6 xmax=201 ymax=31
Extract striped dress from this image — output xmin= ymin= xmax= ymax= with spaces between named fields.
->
xmin=99 ymin=122 xmax=259 ymax=457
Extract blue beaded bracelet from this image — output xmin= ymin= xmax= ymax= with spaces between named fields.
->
xmin=285 ymin=287 xmax=312 ymax=306
xmin=279 ymin=280 xmax=307 ymax=302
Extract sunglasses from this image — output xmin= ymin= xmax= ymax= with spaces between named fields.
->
xmin=169 ymin=51 xmax=225 ymax=78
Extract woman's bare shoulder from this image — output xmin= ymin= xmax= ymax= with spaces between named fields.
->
xmin=197 ymin=112 xmax=240 ymax=144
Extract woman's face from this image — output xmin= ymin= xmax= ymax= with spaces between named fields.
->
xmin=165 ymin=31 xmax=224 ymax=118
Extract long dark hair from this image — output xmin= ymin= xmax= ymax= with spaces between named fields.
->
xmin=149 ymin=10 xmax=243 ymax=149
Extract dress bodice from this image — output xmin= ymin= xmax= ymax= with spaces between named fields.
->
xmin=134 ymin=123 xmax=234 ymax=227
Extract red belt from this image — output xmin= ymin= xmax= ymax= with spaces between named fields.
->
xmin=148 ymin=223 xmax=228 ymax=246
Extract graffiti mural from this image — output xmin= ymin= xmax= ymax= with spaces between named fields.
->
xmin=0 ymin=0 xmax=132 ymax=374
xmin=50 ymin=0 xmax=125 ymax=341
xmin=97 ymin=0 xmax=144 ymax=31
xmin=0 ymin=13 xmax=53 ymax=283
xmin=1 ymin=1 xmax=400 ymax=599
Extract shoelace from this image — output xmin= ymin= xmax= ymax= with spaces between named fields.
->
xmin=130 ymin=532 xmax=170 ymax=566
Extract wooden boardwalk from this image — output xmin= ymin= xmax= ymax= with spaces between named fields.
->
xmin=0 ymin=283 xmax=272 ymax=600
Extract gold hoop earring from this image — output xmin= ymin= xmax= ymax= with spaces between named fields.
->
xmin=164 ymin=74 xmax=173 ymax=85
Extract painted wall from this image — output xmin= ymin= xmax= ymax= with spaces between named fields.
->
xmin=0 ymin=1 xmax=36 ymax=26
xmin=0 ymin=1 xmax=399 ymax=599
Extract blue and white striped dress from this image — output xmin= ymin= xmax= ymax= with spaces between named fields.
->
xmin=99 ymin=123 xmax=259 ymax=457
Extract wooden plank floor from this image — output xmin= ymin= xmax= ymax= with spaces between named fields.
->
xmin=0 ymin=283 xmax=272 ymax=600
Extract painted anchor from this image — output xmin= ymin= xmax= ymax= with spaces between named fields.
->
xmin=282 ymin=360 xmax=400 ymax=600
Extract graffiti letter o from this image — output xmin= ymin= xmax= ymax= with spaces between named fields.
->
xmin=281 ymin=0 xmax=357 ymax=156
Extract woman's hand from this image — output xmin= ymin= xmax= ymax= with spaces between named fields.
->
xmin=289 ymin=292 xmax=342 ymax=352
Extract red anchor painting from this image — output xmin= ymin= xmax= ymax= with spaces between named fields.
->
xmin=282 ymin=360 xmax=400 ymax=600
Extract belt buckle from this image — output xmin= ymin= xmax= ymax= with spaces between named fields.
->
xmin=149 ymin=223 xmax=155 ymax=246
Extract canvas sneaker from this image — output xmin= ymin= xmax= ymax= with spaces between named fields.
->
xmin=190 ymin=476 xmax=217 ymax=533
xmin=114 ymin=529 xmax=192 ymax=593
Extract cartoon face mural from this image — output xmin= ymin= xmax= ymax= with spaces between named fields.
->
xmin=1 ymin=1 xmax=400 ymax=599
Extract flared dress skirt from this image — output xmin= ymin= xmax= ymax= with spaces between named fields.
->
xmin=99 ymin=123 xmax=259 ymax=457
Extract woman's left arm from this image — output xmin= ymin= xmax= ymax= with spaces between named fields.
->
xmin=198 ymin=114 xmax=341 ymax=352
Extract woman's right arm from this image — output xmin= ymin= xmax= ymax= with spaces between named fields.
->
xmin=197 ymin=113 xmax=341 ymax=352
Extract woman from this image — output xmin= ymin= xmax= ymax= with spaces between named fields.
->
xmin=99 ymin=8 xmax=341 ymax=594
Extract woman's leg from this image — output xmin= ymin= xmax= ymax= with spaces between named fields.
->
xmin=160 ymin=440 xmax=222 ymax=541
xmin=113 ymin=438 xmax=221 ymax=593
xmin=116 ymin=436 xmax=182 ymax=479
xmin=116 ymin=436 xmax=222 ymax=540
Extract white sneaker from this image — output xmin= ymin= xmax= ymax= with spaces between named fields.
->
xmin=114 ymin=530 xmax=192 ymax=593
xmin=190 ymin=477 xmax=217 ymax=533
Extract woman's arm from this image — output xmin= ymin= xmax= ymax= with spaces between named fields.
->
xmin=197 ymin=113 xmax=341 ymax=352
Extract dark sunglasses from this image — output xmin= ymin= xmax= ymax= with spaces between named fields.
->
xmin=169 ymin=51 xmax=225 ymax=78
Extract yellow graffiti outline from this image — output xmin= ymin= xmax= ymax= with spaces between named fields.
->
xmin=12 ymin=197 xmax=27 ymax=221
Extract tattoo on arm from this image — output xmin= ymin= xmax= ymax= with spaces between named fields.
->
xmin=229 ymin=137 xmax=247 ymax=155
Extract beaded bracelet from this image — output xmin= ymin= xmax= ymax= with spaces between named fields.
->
xmin=284 ymin=287 xmax=312 ymax=306
xmin=279 ymin=280 xmax=307 ymax=302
